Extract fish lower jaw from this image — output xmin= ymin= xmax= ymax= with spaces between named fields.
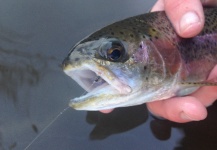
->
xmin=69 ymin=89 xmax=142 ymax=111
xmin=69 ymin=84 xmax=121 ymax=110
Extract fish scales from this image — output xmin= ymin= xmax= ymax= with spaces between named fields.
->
xmin=63 ymin=8 xmax=217 ymax=110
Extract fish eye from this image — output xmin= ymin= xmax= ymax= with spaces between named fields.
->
xmin=98 ymin=39 xmax=126 ymax=62
xmin=107 ymin=46 xmax=122 ymax=61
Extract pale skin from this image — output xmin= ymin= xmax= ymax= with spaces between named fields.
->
xmin=101 ymin=0 xmax=217 ymax=123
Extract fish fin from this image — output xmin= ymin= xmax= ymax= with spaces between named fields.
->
xmin=180 ymin=78 xmax=217 ymax=86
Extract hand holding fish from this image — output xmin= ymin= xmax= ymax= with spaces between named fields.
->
xmin=147 ymin=0 xmax=217 ymax=123
xmin=147 ymin=65 xmax=217 ymax=123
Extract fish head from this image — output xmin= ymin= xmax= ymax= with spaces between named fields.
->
xmin=62 ymin=21 xmax=172 ymax=110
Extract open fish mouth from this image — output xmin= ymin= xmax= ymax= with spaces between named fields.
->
xmin=65 ymin=68 xmax=109 ymax=93
xmin=62 ymin=59 xmax=132 ymax=109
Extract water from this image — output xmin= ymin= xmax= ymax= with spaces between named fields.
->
xmin=0 ymin=0 xmax=217 ymax=150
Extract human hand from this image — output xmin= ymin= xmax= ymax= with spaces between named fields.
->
xmin=101 ymin=0 xmax=217 ymax=123
xmin=151 ymin=0 xmax=216 ymax=38
xmin=148 ymin=0 xmax=217 ymax=123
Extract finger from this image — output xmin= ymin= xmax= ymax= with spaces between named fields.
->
xmin=147 ymin=96 xmax=207 ymax=123
xmin=191 ymin=65 xmax=217 ymax=106
xmin=164 ymin=0 xmax=204 ymax=38
xmin=151 ymin=0 xmax=165 ymax=11
xmin=100 ymin=109 xmax=113 ymax=114
xmin=201 ymin=0 xmax=217 ymax=6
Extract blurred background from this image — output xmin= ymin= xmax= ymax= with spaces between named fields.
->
xmin=0 ymin=0 xmax=217 ymax=150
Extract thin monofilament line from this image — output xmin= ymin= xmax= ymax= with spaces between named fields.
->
xmin=25 ymin=77 xmax=100 ymax=149
xmin=80 ymin=76 xmax=101 ymax=96
xmin=24 ymin=106 xmax=70 ymax=150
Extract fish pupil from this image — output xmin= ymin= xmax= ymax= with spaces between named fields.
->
xmin=109 ymin=49 xmax=121 ymax=60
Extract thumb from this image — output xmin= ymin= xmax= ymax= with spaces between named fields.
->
xmin=164 ymin=0 xmax=204 ymax=38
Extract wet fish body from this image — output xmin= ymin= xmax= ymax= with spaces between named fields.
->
xmin=63 ymin=8 xmax=217 ymax=110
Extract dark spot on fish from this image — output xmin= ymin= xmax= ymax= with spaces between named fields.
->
xmin=144 ymin=66 xmax=147 ymax=70
xmin=152 ymin=28 xmax=156 ymax=32
xmin=120 ymin=31 xmax=124 ymax=35
xmin=155 ymin=36 xmax=158 ymax=39
xmin=111 ymin=32 xmax=114 ymax=35
xmin=146 ymin=77 xmax=148 ymax=80
xmin=205 ymin=28 xmax=209 ymax=33
xmin=130 ymin=34 xmax=134 ymax=38
xmin=142 ymin=35 xmax=146 ymax=39
xmin=75 ymin=58 xmax=80 ymax=61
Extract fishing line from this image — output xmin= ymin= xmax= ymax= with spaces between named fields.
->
xmin=25 ymin=76 xmax=101 ymax=149
xmin=24 ymin=106 xmax=70 ymax=150
xmin=80 ymin=75 xmax=101 ymax=96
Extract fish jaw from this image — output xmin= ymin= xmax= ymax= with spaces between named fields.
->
xmin=69 ymin=85 xmax=126 ymax=110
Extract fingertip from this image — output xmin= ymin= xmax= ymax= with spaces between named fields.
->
xmin=180 ymin=100 xmax=207 ymax=121
xmin=179 ymin=11 xmax=204 ymax=38
xmin=202 ymin=0 xmax=217 ymax=6
xmin=147 ymin=97 xmax=207 ymax=123
xmin=151 ymin=0 xmax=164 ymax=12
xmin=100 ymin=109 xmax=113 ymax=114
xmin=164 ymin=0 xmax=204 ymax=38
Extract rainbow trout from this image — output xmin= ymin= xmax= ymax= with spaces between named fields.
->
xmin=62 ymin=8 xmax=217 ymax=110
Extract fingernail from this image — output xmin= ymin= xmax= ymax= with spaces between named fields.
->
xmin=180 ymin=11 xmax=201 ymax=33
xmin=180 ymin=112 xmax=197 ymax=121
